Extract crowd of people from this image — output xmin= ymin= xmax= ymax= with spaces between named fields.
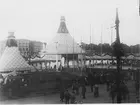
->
xmin=59 ymin=71 xmax=131 ymax=104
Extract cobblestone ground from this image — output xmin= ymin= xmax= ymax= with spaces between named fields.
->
xmin=0 ymin=80 xmax=137 ymax=104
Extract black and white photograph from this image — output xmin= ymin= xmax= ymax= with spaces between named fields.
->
xmin=0 ymin=0 xmax=140 ymax=104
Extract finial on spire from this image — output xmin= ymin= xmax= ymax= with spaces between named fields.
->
xmin=8 ymin=32 xmax=15 ymax=39
xmin=6 ymin=31 xmax=17 ymax=47
xmin=57 ymin=16 xmax=69 ymax=33
xmin=115 ymin=8 xmax=120 ymax=25
xmin=61 ymin=16 xmax=65 ymax=22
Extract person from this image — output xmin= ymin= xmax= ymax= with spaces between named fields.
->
xmin=106 ymin=80 xmax=110 ymax=92
xmin=120 ymin=81 xmax=130 ymax=102
xmin=72 ymin=80 xmax=76 ymax=93
xmin=81 ymin=85 xmax=86 ymax=99
xmin=87 ymin=72 xmax=94 ymax=92
xmin=75 ymin=81 xmax=79 ymax=95
xmin=109 ymin=82 xmax=116 ymax=103
xmin=59 ymin=78 xmax=65 ymax=102
xmin=0 ymin=74 xmax=4 ymax=85
xmin=64 ymin=89 xmax=70 ymax=104
xmin=70 ymin=91 xmax=76 ymax=104
xmin=106 ymin=73 xmax=110 ymax=92
xmin=60 ymin=90 xmax=65 ymax=102
xmin=94 ymin=84 xmax=99 ymax=97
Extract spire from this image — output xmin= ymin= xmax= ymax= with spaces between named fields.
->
xmin=6 ymin=32 xmax=17 ymax=47
xmin=115 ymin=8 xmax=120 ymax=43
xmin=57 ymin=16 xmax=69 ymax=33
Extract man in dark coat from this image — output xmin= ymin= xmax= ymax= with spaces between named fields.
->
xmin=70 ymin=91 xmax=76 ymax=104
xmin=81 ymin=85 xmax=86 ymax=99
xmin=64 ymin=90 xmax=70 ymax=104
xmin=87 ymin=72 xmax=94 ymax=92
xmin=59 ymin=79 xmax=65 ymax=102
xmin=94 ymin=84 xmax=99 ymax=97
xmin=75 ymin=81 xmax=79 ymax=95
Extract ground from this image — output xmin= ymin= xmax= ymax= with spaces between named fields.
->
xmin=0 ymin=80 xmax=137 ymax=104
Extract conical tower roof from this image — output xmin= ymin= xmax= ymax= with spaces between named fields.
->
xmin=0 ymin=32 xmax=34 ymax=72
xmin=47 ymin=16 xmax=85 ymax=54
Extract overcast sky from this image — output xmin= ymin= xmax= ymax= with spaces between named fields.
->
xmin=0 ymin=0 xmax=139 ymax=45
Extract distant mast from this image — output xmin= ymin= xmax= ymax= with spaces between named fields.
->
xmin=101 ymin=25 xmax=103 ymax=56
xmin=115 ymin=8 xmax=120 ymax=44
xmin=90 ymin=24 xmax=92 ymax=68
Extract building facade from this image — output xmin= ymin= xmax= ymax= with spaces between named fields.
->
xmin=0 ymin=39 xmax=43 ymax=58
xmin=17 ymin=39 xmax=30 ymax=57
xmin=32 ymin=41 xmax=43 ymax=55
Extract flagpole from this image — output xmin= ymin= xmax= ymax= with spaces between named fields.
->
xmin=90 ymin=24 xmax=92 ymax=71
xmin=81 ymin=35 xmax=83 ymax=76
xmin=101 ymin=25 xmax=103 ymax=68
xmin=92 ymin=28 xmax=94 ymax=44
xmin=73 ymin=34 xmax=74 ymax=72
xmin=139 ymin=0 xmax=140 ymax=16
xmin=110 ymin=25 xmax=115 ymax=65
xmin=101 ymin=25 xmax=103 ymax=55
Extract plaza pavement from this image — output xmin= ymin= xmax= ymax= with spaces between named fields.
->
xmin=0 ymin=80 xmax=137 ymax=104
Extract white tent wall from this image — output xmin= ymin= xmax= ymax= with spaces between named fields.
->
xmin=46 ymin=33 xmax=84 ymax=55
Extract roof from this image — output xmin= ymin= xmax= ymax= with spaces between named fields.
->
xmin=126 ymin=55 xmax=135 ymax=60
xmin=46 ymin=16 xmax=85 ymax=54
xmin=0 ymin=47 xmax=34 ymax=72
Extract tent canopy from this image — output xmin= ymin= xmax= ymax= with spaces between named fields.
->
xmin=0 ymin=47 xmax=33 ymax=72
xmin=46 ymin=16 xmax=85 ymax=55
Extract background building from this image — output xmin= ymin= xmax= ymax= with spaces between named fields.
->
xmin=17 ymin=39 xmax=30 ymax=57
xmin=0 ymin=38 xmax=43 ymax=58
xmin=32 ymin=41 xmax=43 ymax=55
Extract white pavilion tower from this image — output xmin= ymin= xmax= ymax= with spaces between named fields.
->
xmin=46 ymin=16 xmax=85 ymax=69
